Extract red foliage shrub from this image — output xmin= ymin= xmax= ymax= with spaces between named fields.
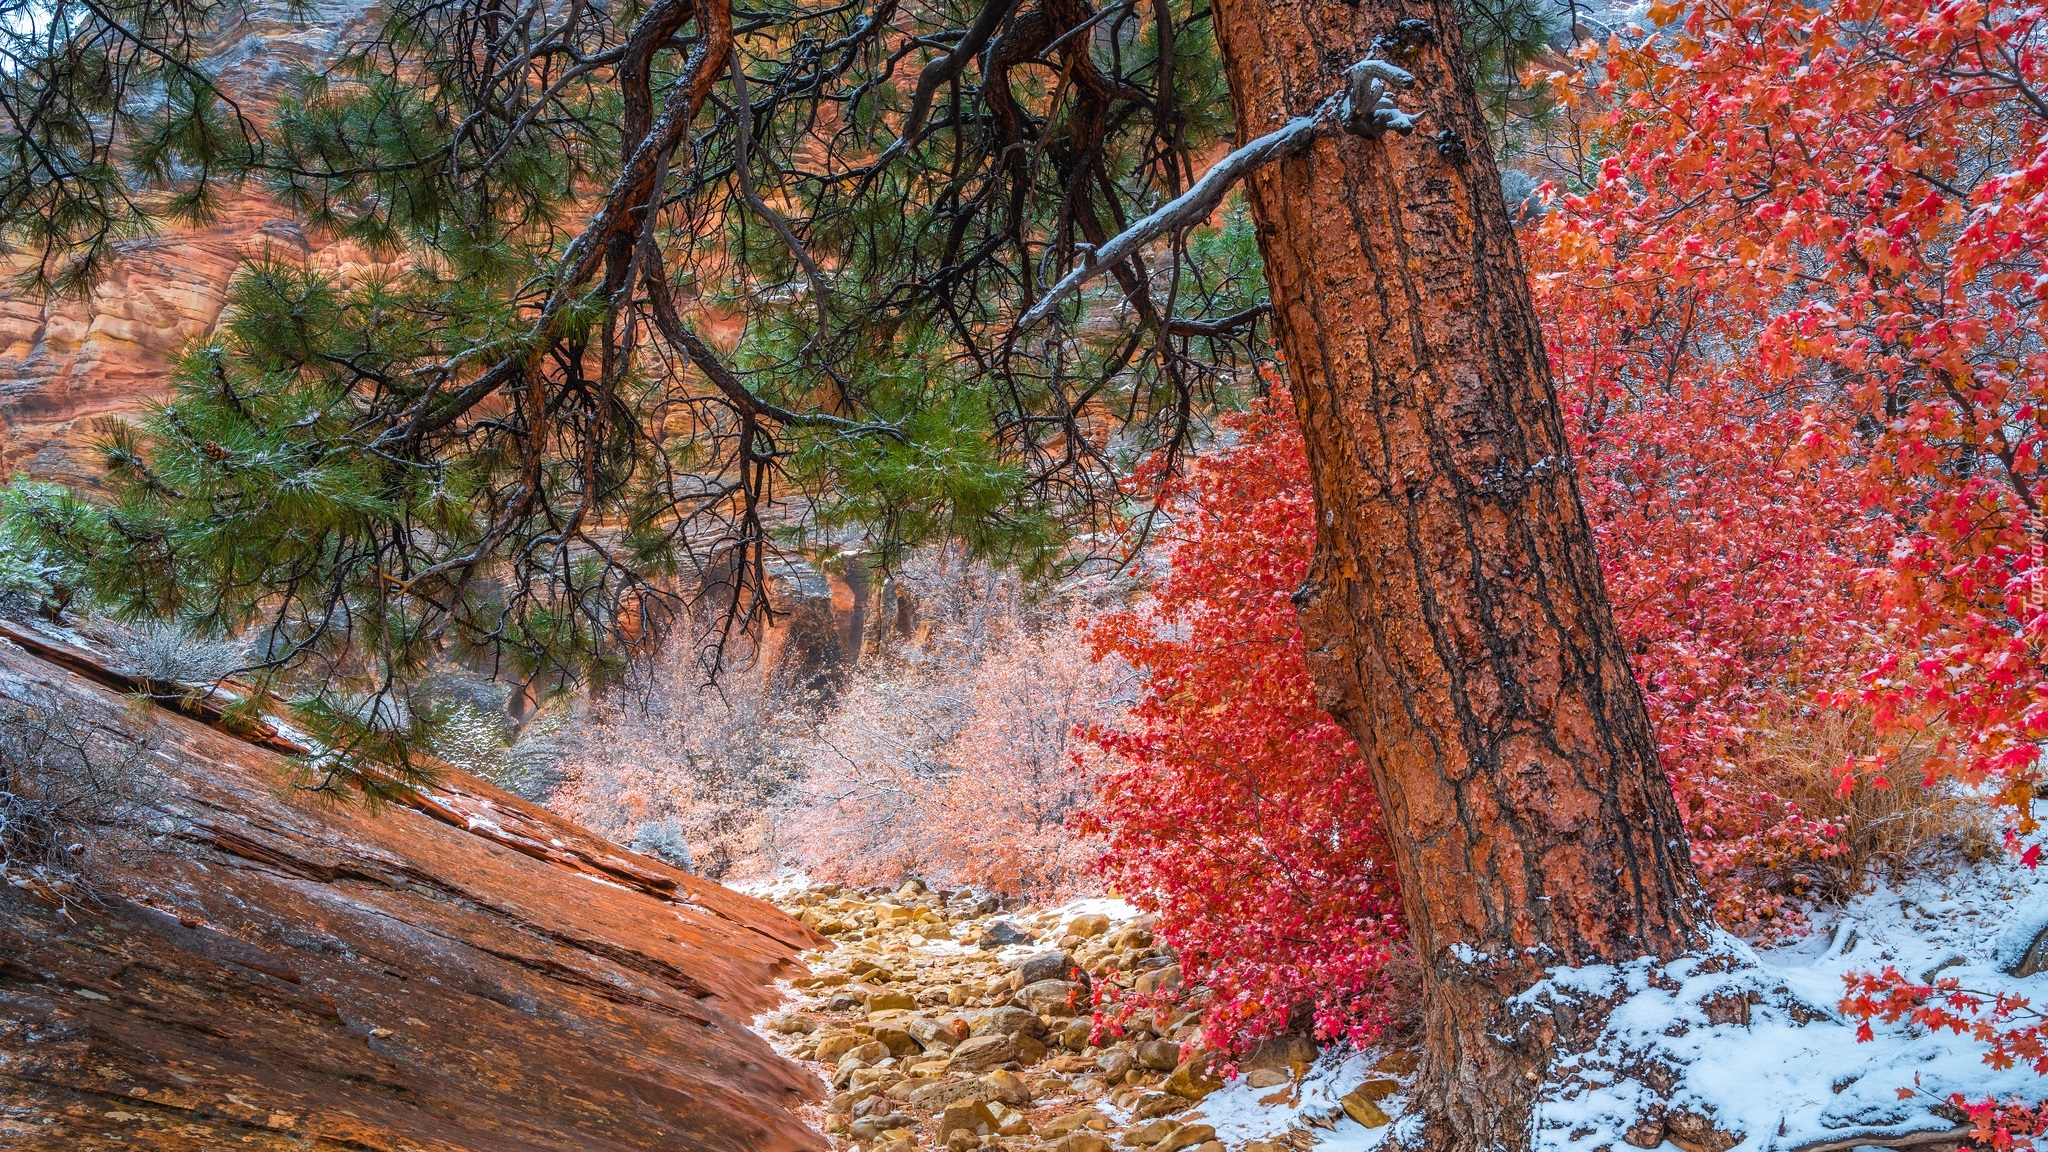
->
xmin=1078 ymin=389 xmax=1410 ymax=1053
xmin=1084 ymin=0 xmax=2048 ymax=1045
xmin=1533 ymin=283 xmax=1884 ymax=931
xmin=1843 ymin=966 xmax=2048 ymax=1147
xmin=1530 ymin=0 xmax=2048 ymax=838
xmin=1520 ymin=32 xmax=1898 ymax=932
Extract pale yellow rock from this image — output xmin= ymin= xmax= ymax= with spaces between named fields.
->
xmin=1064 ymin=912 xmax=1112 ymax=937
xmin=1353 ymin=1076 xmax=1399 ymax=1101
xmin=865 ymin=989 xmax=917 ymax=1012
xmin=1133 ymin=1091 xmax=1192 ymax=1119
xmin=1340 ymin=1087 xmax=1393 ymax=1128
xmin=1133 ymin=964 xmax=1181 ymax=995
xmin=870 ymin=1025 xmax=919 ymax=1057
xmin=1120 ymin=1118 xmax=1179 ymax=1146
xmin=1015 ymin=1033 xmax=1049 ymax=1065
xmin=936 ymin=1099 xmax=996 ymax=1141
xmin=1040 ymin=1108 xmax=1109 ymax=1135
xmin=1163 ymin=1056 xmax=1222 ymax=1101
xmin=987 ymin=1100 xmax=1032 ymax=1136
xmin=814 ymin=1032 xmax=863 ymax=1064
xmin=945 ymin=1034 xmax=1017 ymax=1072
xmin=981 ymin=1069 xmax=1031 ymax=1105
xmin=884 ymin=1077 xmax=941 ymax=1101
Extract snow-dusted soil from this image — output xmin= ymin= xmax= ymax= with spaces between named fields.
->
xmin=1530 ymin=856 xmax=2047 ymax=1152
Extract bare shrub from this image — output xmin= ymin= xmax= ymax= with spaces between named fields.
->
xmin=629 ymin=818 xmax=696 ymax=871
xmin=0 ymin=694 xmax=161 ymax=891
xmin=778 ymin=557 xmax=1129 ymax=897
xmin=780 ymin=619 xmax=1118 ymax=897
xmin=88 ymin=618 xmax=248 ymax=689
xmin=553 ymin=651 xmax=811 ymax=883
xmin=552 ymin=553 xmax=1131 ymax=892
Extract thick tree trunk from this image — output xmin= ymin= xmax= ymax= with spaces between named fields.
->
xmin=1205 ymin=2 xmax=1712 ymax=1148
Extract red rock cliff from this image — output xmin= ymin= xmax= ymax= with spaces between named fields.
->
xmin=0 ymin=0 xmax=397 ymax=488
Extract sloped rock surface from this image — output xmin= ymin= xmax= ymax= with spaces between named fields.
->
xmin=0 ymin=636 xmax=827 ymax=1151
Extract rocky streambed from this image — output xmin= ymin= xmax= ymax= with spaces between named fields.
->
xmin=758 ymin=883 xmax=1415 ymax=1152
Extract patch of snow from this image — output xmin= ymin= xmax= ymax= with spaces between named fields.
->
xmin=736 ymin=869 xmax=815 ymax=899
xmin=1529 ymin=856 xmax=2048 ymax=1152
xmin=1193 ymin=1048 xmax=1404 ymax=1150
xmin=1046 ymin=895 xmax=1143 ymax=923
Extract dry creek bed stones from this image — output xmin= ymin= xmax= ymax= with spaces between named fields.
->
xmin=762 ymin=882 xmax=1415 ymax=1152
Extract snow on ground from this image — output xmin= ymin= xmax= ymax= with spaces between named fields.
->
xmin=1194 ymin=1048 xmax=1415 ymax=1151
xmin=747 ymin=854 xmax=2043 ymax=1152
xmin=738 ymin=869 xmax=818 ymax=901
xmin=1530 ymin=854 xmax=2047 ymax=1152
xmin=1044 ymin=896 xmax=1143 ymax=923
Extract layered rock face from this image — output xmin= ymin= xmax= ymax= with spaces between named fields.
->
xmin=0 ymin=0 xmax=390 ymax=488
xmin=0 ymin=206 xmax=399 ymax=487
xmin=0 ymin=625 xmax=828 ymax=1151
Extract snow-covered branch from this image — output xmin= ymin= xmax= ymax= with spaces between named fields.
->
xmin=1016 ymin=58 xmax=1418 ymax=331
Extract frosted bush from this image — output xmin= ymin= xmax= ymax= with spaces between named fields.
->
xmin=94 ymin=619 xmax=248 ymax=687
xmin=630 ymin=818 xmax=696 ymax=871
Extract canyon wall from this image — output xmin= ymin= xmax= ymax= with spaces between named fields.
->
xmin=0 ymin=0 xmax=393 ymax=488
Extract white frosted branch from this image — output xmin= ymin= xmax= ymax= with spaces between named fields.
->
xmin=1017 ymin=113 xmax=1324 ymax=330
xmin=1015 ymin=57 xmax=1416 ymax=332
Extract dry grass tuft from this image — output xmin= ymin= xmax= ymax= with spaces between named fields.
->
xmin=1750 ymin=710 xmax=1997 ymax=905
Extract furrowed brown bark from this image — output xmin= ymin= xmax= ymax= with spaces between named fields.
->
xmin=1204 ymin=2 xmax=1711 ymax=1147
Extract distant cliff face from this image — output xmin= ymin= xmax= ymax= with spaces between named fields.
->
xmin=0 ymin=0 xmax=390 ymax=488
xmin=0 ymin=620 xmax=828 ymax=1151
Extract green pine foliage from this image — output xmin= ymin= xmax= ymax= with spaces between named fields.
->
xmin=0 ymin=0 xmax=1564 ymax=796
